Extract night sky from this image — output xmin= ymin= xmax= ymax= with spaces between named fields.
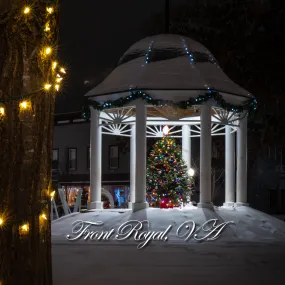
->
xmin=56 ymin=0 xmax=182 ymax=114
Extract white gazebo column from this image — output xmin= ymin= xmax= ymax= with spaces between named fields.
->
xmin=128 ymin=124 xmax=136 ymax=208
xmin=198 ymin=104 xmax=212 ymax=208
xmin=88 ymin=108 xmax=103 ymax=210
xmin=182 ymin=125 xmax=192 ymax=205
xmin=182 ymin=125 xmax=191 ymax=169
xmin=223 ymin=126 xmax=235 ymax=207
xmin=129 ymin=99 xmax=148 ymax=211
xmin=236 ymin=112 xmax=248 ymax=206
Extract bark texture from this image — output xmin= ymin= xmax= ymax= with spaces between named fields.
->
xmin=0 ymin=1 xmax=58 ymax=284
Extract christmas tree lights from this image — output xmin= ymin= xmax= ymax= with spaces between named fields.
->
xmin=146 ymin=135 xmax=194 ymax=208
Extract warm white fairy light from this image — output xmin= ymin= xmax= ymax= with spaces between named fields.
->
xmin=46 ymin=7 xmax=54 ymax=14
xmin=50 ymin=191 xmax=55 ymax=200
xmin=41 ymin=213 xmax=47 ymax=220
xmin=0 ymin=3 xmax=65 ymax=231
xmin=60 ymin=68 xmax=66 ymax=74
xmin=23 ymin=7 xmax=31 ymax=14
xmin=45 ymin=23 xmax=51 ymax=32
xmin=45 ymin=47 xmax=52 ymax=55
xmin=44 ymin=84 xmax=52 ymax=90
xmin=21 ymin=224 xmax=29 ymax=232
xmin=20 ymin=101 xmax=28 ymax=109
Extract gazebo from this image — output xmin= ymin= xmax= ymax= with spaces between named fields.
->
xmin=83 ymin=34 xmax=257 ymax=211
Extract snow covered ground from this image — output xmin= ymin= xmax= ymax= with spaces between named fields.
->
xmin=52 ymin=206 xmax=285 ymax=244
xmin=52 ymin=206 xmax=285 ymax=285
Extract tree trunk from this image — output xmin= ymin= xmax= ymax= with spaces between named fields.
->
xmin=0 ymin=1 xmax=59 ymax=284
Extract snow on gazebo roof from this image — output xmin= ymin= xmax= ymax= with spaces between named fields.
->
xmin=85 ymin=34 xmax=254 ymax=106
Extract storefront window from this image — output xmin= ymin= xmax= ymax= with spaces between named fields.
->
xmin=68 ymin=148 xmax=77 ymax=170
xmin=87 ymin=185 xmax=130 ymax=209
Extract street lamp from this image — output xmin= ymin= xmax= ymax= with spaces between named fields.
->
xmin=162 ymin=125 xmax=170 ymax=136
xmin=188 ymin=168 xmax=195 ymax=177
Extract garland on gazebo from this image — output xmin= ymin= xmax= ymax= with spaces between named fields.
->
xmin=82 ymin=89 xmax=257 ymax=120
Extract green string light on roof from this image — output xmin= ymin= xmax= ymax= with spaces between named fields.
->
xmin=82 ymin=90 xmax=257 ymax=120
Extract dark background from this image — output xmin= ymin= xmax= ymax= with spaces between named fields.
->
xmin=56 ymin=0 xmax=285 ymax=116
xmin=56 ymin=0 xmax=179 ymax=113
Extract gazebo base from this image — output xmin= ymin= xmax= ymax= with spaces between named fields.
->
xmin=223 ymin=202 xmax=235 ymax=207
xmin=235 ymin=202 xmax=249 ymax=207
xmin=197 ymin=202 xmax=213 ymax=209
xmin=184 ymin=202 xmax=194 ymax=208
xmin=87 ymin=201 xmax=103 ymax=210
xmin=128 ymin=202 xmax=149 ymax=212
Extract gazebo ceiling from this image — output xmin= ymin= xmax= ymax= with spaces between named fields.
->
xmin=103 ymin=105 xmax=218 ymax=121
xmin=85 ymin=34 xmax=253 ymax=106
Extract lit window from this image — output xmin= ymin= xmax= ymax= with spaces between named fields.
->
xmin=52 ymin=149 xmax=59 ymax=170
xmin=109 ymin=145 xmax=119 ymax=169
xmin=68 ymin=148 xmax=77 ymax=171
xmin=87 ymin=146 xmax=90 ymax=169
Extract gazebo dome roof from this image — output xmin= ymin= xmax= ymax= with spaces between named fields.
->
xmin=85 ymin=34 xmax=253 ymax=106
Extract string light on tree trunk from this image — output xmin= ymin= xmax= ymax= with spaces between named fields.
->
xmin=45 ymin=23 xmax=51 ymax=32
xmin=41 ymin=213 xmax=47 ymax=220
xmin=19 ymin=100 xmax=32 ymax=111
xmin=23 ymin=7 xmax=31 ymax=14
xmin=50 ymin=191 xmax=55 ymax=200
xmin=0 ymin=3 xmax=64 ymax=281
xmin=44 ymin=46 xmax=52 ymax=56
xmin=46 ymin=7 xmax=54 ymax=14
xmin=44 ymin=84 xmax=52 ymax=91
xmin=0 ymin=107 xmax=5 ymax=116
xmin=20 ymin=223 xmax=29 ymax=234
xmin=0 ymin=3 xmax=67 ymax=109
xmin=60 ymin=67 xmax=66 ymax=74
xmin=52 ymin=61 xmax=58 ymax=70
xmin=19 ymin=101 xmax=28 ymax=110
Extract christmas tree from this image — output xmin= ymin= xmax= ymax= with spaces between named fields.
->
xmin=146 ymin=136 xmax=193 ymax=208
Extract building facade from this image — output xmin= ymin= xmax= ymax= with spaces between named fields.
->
xmin=52 ymin=112 xmax=285 ymax=216
xmin=52 ymin=111 xmax=131 ymax=210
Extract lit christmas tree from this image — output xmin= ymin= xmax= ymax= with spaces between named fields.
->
xmin=146 ymin=136 xmax=193 ymax=208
